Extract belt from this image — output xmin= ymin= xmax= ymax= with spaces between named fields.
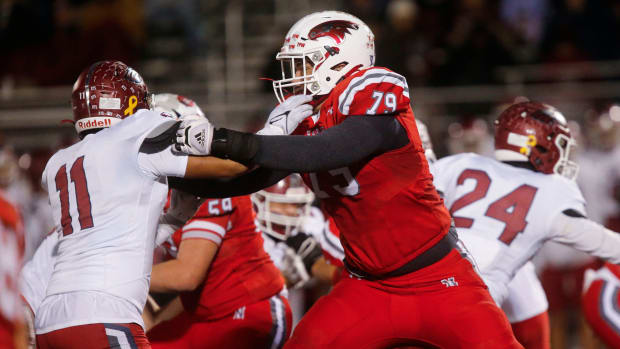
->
xmin=344 ymin=227 xmax=458 ymax=281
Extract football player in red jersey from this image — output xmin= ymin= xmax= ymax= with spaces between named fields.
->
xmin=171 ymin=11 xmax=521 ymax=348
xmin=145 ymin=193 xmax=291 ymax=349
xmin=582 ymin=262 xmax=620 ymax=348
xmin=0 ymin=191 xmax=26 ymax=349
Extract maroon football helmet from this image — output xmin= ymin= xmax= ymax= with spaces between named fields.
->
xmin=251 ymin=174 xmax=315 ymax=240
xmin=494 ymin=101 xmax=579 ymax=179
xmin=71 ymin=61 xmax=150 ymax=137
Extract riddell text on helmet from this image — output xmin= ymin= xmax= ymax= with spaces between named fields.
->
xmin=77 ymin=118 xmax=114 ymax=129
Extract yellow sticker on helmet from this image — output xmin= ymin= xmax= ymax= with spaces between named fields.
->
xmin=520 ymin=135 xmax=537 ymax=155
xmin=124 ymin=96 xmax=138 ymax=116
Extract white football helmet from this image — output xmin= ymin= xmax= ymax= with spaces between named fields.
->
xmin=151 ymin=93 xmax=205 ymax=119
xmin=273 ymin=11 xmax=375 ymax=103
xmin=252 ymin=174 xmax=315 ymax=240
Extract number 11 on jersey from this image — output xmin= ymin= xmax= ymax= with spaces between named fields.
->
xmin=55 ymin=156 xmax=94 ymax=236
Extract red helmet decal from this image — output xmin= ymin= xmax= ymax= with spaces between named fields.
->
xmin=176 ymin=95 xmax=195 ymax=107
xmin=308 ymin=20 xmax=359 ymax=44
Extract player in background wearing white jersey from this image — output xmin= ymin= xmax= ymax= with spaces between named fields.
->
xmin=432 ymin=101 xmax=620 ymax=349
xmin=34 ymin=61 xmax=249 ymax=349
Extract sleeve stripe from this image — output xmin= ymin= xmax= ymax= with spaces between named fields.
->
xmin=321 ymin=227 xmax=345 ymax=261
xmin=183 ymin=220 xmax=226 ymax=236
xmin=182 ymin=230 xmax=223 ymax=245
xmin=338 ymin=70 xmax=410 ymax=115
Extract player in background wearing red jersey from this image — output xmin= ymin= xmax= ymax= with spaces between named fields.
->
xmin=145 ymin=194 xmax=291 ymax=349
xmin=582 ymin=262 xmax=620 ymax=349
xmin=141 ymin=95 xmax=290 ymax=349
xmin=171 ymin=11 xmax=521 ymax=348
xmin=0 ymin=190 xmax=26 ymax=349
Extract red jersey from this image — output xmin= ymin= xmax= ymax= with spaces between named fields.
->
xmin=295 ymin=66 xmax=452 ymax=275
xmin=0 ymin=192 xmax=24 ymax=348
xmin=604 ymin=262 xmax=620 ymax=279
xmin=166 ymin=196 xmax=284 ymax=320
xmin=322 ymin=216 xmax=344 ymax=268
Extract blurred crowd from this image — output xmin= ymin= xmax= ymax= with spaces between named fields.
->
xmin=2 ymin=0 xmax=620 ymax=87
xmin=349 ymin=0 xmax=620 ymax=86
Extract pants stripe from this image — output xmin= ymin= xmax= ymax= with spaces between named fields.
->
xmin=598 ymin=280 xmax=620 ymax=335
xmin=269 ymin=295 xmax=287 ymax=349
xmin=104 ymin=324 xmax=138 ymax=349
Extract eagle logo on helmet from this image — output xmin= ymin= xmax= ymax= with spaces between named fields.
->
xmin=308 ymin=20 xmax=359 ymax=44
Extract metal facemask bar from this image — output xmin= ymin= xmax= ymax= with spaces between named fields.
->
xmin=251 ymin=189 xmax=314 ymax=240
xmin=553 ymin=133 xmax=579 ymax=180
xmin=273 ymin=50 xmax=324 ymax=103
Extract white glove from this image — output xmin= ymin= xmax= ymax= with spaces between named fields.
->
xmin=174 ymin=118 xmax=214 ymax=156
xmin=257 ymin=95 xmax=314 ymax=135
xmin=155 ymin=190 xmax=205 ymax=245
xmin=281 ymin=246 xmax=312 ymax=289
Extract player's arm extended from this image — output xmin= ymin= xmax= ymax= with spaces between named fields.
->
xmin=209 ymin=115 xmax=409 ymax=172
xmin=168 ymin=115 xmax=408 ymax=197
xmin=138 ymin=121 xmax=248 ymax=180
xmin=168 ymin=167 xmax=290 ymax=198
xmin=184 ymin=156 xmax=247 ymax=178
xmin=143 ymin=296 xmax=184 ymax=332
xmin=150 ymin=239 xmax=218 ymax=293
xmin=550 ymin=209 xmax=620 ymax=264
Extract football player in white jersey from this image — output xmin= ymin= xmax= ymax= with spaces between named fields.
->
xmin=33 ymin=61 xmax=248 ymax=349
xmin=433 ymin=101 xmax=620 ymax=349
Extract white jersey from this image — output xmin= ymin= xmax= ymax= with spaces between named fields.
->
xmin=20 ymin=230 xmax=59 ymax=316
xmin=36 ymin=110 xmax=188 ymax=334
xmin=434 ymin=153 xmax=587 ymax=303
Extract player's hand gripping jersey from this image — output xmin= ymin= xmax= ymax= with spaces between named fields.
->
xmin=161 ymin=196 xmax=284 ymax=320
xmin=434 ymin=153 xmax=620 ymax=304
xmin=36 ymin=110 xmax=188 ymax=333
xmin=293 ymin=66 xmax=452 ymax=275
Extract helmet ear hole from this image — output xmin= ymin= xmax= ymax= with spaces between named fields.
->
xmin=534 ymin=145 xmax=547 ymax=154
xmin=330 ymin=62 xmax=348 ymax=71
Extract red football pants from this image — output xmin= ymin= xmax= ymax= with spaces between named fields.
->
xmin=511 ymin=311 xmax=551 ymax=349
xmin=36 ymin=323 xmax=150 ymax=349
xmin=582 ymin=279 xmax=620 ymax=349
xmin=285 ymin=250 xmax=523 ymax=349
xmin=148 ymin=294 xmax=292 ymax=349
xmin=0 ymin=317 xmax=16 ymax=349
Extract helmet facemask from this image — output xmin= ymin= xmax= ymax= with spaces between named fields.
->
xmin=252 ymin=189 xmax=314 ymax=240
xmin=553 ymin=133 xmax=579 ymax=180
xmin=273 ymin=50 xmax=355 ymax=104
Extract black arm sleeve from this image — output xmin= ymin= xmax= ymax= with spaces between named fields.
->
xmin=168 ymin=168 xmax=290 ymax=198
xmin=212 ymin=116 xmax=409 ymax=173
